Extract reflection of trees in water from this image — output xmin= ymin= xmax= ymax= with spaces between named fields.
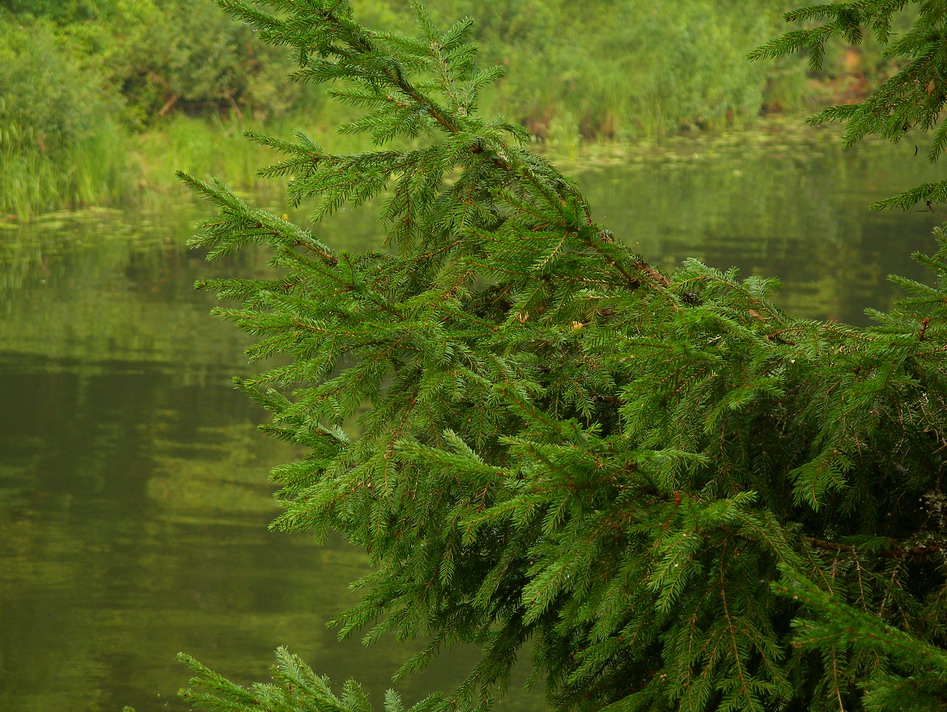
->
xmin=1 ymin=191 xmax=389 ymax=367
xmin=1 ymin=226 xmax=244 ymax=366
xmin=0 ymin=359 xmax=360 ymax=712
xmin=0 ymin=353 xmax=530 ymax=712
xmin=570 ymin=135 xmax=940 ymax=323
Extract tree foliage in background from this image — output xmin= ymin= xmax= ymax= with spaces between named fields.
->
xmin=0 ymin=0 xmax=818 ymax=138
xmin=0 ymin=0 xmax=899 ymax=216
xmin=0 ymin=0 xmax=301 ymax=214
xmin=0 ymin=15 xmax=109 ymax=155
xmin=168 ymin=2 xmax=947 ymax=711
xmin=0 ymin=0 xmax=300 ymax=126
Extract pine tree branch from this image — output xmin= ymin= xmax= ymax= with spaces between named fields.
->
xmin=180 ymin=4 xmax=947 ymax=712
xmin=314 ymin=4 xmax=462 ymax=135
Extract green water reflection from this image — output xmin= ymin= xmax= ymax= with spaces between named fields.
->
xmin=0 ymin=130 xmax=943 ymax=712
xmin=561 ymin=127 xmax=943 ymax=323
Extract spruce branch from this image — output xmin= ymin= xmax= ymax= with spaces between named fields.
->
xmin=176 ymin=3 xmax=947 ymax=712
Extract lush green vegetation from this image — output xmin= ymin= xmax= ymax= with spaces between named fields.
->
xmin=0 ymin=0 xmax=899 ymax=217
xmin=0 ymin=0 xmax=302 ymax=216
xmin=0 ymin=14 xmax=126 ymax=217
xmin=151 ymin=1 xmax=947 ymax=711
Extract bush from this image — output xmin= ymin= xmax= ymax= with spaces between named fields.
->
xmin=0 ymin=12 xmax=127 ymax=215
xmin=0 ymin=14 xmax=111 ymax=155
xmin=114 ymin=0 xmax=300 ymax=123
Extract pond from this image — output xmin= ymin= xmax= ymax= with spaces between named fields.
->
xmin=0 ymin=125 xmax=943 ymax=712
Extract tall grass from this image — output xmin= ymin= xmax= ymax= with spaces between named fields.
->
xmin=1 ymin=108 xmax=384 ymax=218
xmin=133 ymin=114 xmax=267 ymax=195
xmin=0 ymin=121 xmax=131 ymax=219
xmin=424 ymin=0 xmax=812 ymax=142
xmin=131 ymin=110 xmax=378 ymax=196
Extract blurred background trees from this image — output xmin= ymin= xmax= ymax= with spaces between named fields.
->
xmin=1 ymin=0 xmax=901 ymax=138
xmin=0 ymin=0 xmax=908 ymax=215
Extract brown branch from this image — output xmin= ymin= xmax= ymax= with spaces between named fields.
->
xmin=806 ymin=536 xmax=945 ymax=560
xmin=158 ymin=93 xmax=180 ymax=117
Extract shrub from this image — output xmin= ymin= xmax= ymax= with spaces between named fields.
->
xmin=0 ymin=13 xmax=126 ymax=215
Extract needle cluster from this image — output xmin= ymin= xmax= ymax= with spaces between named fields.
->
xmin=176 ymin=2 xmax=947 ymax=711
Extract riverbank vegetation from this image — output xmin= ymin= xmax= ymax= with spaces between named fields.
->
xmin=0 ymin=0 xmax=906 ymax=217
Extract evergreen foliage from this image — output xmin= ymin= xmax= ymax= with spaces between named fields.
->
xmin=750 ymin=1 xmax=947 ymax=211
xmin=176 ymin=1 xmax=947 ymax=711
xmin=173 ymin=648 xmax=440 ymax=712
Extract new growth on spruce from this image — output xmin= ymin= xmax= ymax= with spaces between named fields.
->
xmin=174 ymin=2 xmax=947 ymax=711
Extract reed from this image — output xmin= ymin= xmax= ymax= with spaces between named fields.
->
xmin=0 ymin=122 xmax=131 ymax=220
xmin=132 ymin=109 xmax=381 ymax=196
